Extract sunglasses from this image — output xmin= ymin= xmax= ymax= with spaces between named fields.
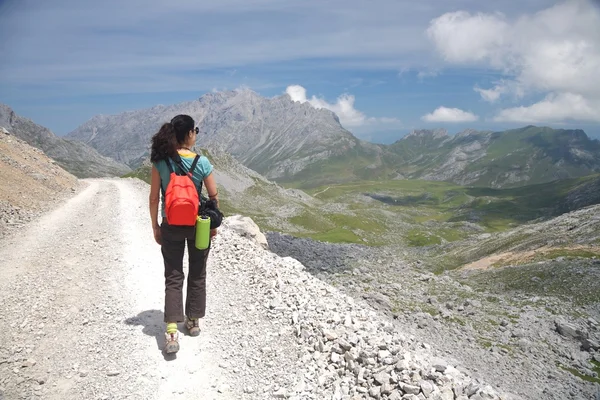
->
xmin=194 ymin=127 xmax=199 ymax=134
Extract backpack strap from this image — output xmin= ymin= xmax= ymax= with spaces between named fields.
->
xmin=161 ymin=155 xmax=203 ymax=195
xmin=188 ymin=155 xmax=203 ymax=195
xmin=188 ymin=155 xmax=200 ymax=175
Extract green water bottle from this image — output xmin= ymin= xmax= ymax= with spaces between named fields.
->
xmin=195 ymin=216 xmax=211 ymax=250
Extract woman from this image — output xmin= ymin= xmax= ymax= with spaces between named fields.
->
xmin=149 ymin=114 xmax=219 ymax=354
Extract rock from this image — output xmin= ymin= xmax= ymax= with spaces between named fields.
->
xmin=432 ymin=358 xmax=448 ymax=373
xmin=381 ymin=382 xmax=394 ymax=395
xmin=402 ymin=383 xmax=421 ymax=395
xmin=323 ymin=329 xmax=338 ymax=341
xmin=368 ymin=386 xmax=381 ymax=397
xmin=21 ymin=359 xmax=36 ymax=368
xmin=218 ymin=384 xmax=230 ymax=393
xmin=388 ymin=390 xmax=403 ymax=400
xmin=106 ymin=370 xmax=120 ymax=377
xmin=555 ymin=319 xmax=587 ymax=340
xmin=273 ymin=388 xmax=288 ymax=398
xmin=223 ymin=215 xmax=269 ymax=249
xmin=518 ymin=338 xmax=532 ymax=352
xmin=402 ymin=395 xmax=420 ymax=400
xmin=420 ymin=380 xmax=435 ymax=396
xmin=373 ymin=372 xmax=390 ymax=385
xmin=581 ymin=338 xmax=599 ymax=352
xmin=338 ymin=338 xmax=352 ymax=351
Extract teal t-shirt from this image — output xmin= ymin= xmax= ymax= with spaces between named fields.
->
xmin=153 ymin=150 xmax=214 ymax=218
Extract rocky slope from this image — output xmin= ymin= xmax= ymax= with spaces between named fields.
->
xmin=0 ymin=104 xmax=131 ymax=178
xmin=266 ymin=217 xmax=600 ymax=400
xmin=0 ymin=126 xmax=81 ymax=238
xmin=0 ymin=177 xmax=510 ymax=400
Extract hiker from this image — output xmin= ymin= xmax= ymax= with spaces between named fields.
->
xmin=148 ymin=114 xmax=219 ymax=354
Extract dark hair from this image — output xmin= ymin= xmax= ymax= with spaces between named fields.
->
xmin=150 ymin=114 xmax=195 ymax=162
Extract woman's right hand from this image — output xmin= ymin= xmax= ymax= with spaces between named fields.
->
xmin=153 ymin=225 xmax=162 ymax=245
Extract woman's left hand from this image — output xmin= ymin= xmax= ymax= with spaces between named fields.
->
xmin=210 ymin=228 xmax=218 ymax=238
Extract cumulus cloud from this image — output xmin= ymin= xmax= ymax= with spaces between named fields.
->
xmin=285 ymin=85 xmax=399 ymax=128
xmin=421 ymin=106 xmax=479 ymax=123
xmin=426 ymin=11 xmax=509 ymax=65
xmin=493 ymin=93 xmax=600 ymax=123
xmin=427 ymin=0 xmax=600 ymax=123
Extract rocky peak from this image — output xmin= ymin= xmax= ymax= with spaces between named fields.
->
xmin=454 ymin=128 xmax=482 ymax=138
xmin=404 ymin=129 xmax=448 ymax=140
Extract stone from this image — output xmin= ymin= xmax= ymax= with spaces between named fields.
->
xmin=369 ymin=386 xmax=381 ymax=397
xmin=388 ymin=390 xmax=403 ymax=400
xmin=373 ymin=372 xmax=390 ymax=385
xmin=21 ymin=359 xmax=36 ymax=368
xmin=323 ymin=329 xmax=338 ymax=341
xmin=432 ymin=358 xmax=448 ymax=373
xmin=581 ymin=338 xmax=599 ymax=352
xmin=420 ymin=380 xmax=435 ymax=397
xmin=223 ymin=215 xmax=269 ymax=249
xmin=402 ymin=384 xmax=421 ymax=395
xmin=555 ymin=319 xmax=587 ymax=340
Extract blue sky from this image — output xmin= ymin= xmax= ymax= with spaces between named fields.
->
xmin=1 ymin=0 xmax=599 ymax=143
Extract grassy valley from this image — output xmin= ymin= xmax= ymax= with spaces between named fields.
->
xmin=289 ymin=173 xmax=600 ymax=245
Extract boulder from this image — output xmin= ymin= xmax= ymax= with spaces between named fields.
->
xmin=223 ymin=215 xmax=268 ymax=249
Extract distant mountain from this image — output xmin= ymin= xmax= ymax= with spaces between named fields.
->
xmin=389 ymin=126 xmax=600 ymax=188
xmin=65 ymin=89 xmax=394 ymax=185
xmin=0 ymin=104 xmax=131 ymax=178
xmin=64 ymin=89 xmax=600 ymax=188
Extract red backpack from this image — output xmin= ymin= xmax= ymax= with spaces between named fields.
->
xmin=163 ymin=155 xmax=200 ymax=226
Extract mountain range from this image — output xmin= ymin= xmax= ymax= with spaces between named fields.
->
xmin=0 ymin=104 xmax=131 ymax=178
xmin=65 ymin=89 xmax=600 ymax=189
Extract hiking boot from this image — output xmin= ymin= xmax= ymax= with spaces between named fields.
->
xmin=185 ymin=317 xmax=200 ymax=336
xmin=164 ymin=331 xmax=180 ymax=354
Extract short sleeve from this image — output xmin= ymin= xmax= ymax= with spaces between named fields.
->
xmin=198 ymin=156 xmax=213 ymax=179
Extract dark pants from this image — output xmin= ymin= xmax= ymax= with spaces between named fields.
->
xmin=160 ymin=220 xmax=210 ymax=323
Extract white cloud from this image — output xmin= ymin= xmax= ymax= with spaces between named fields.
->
xmin=493 ymin=93 xmax=600 ymax=123
xmin=421 ymin=106 xmax=479 ymax=123
xmin=426 ymin=10 xmax=509 ymax=65
xmin=427 ymin=0 xmax=600 ymax=123
xmin=474 ymin=83 xmax=508 ymax=103
xmin=285 ymin=84 xmax=400 ymax=128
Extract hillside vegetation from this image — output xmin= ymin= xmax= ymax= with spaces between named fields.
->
xmin=124 ymin=144 xmax=600 ymax=252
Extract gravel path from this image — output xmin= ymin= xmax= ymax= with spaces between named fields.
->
xmin=0 ymin=179 xmax=239 ymax=399
xmin=0 ymin=178 xmax=510 ymax=400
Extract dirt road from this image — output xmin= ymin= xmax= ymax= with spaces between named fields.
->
xmin=0 ymin=178 xmax=236 ymax=399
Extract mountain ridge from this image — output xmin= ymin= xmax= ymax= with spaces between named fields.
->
xmin=0 ymin=104 xmax=131 ymax=178
xmin=62 ymin=90 xmax=600 ymax=188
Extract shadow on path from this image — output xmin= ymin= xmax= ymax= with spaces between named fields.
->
xmin=124 ymin=309 xmax=177 ymax=361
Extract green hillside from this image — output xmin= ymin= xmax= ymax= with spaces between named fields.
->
xmin=281 ymin=126 xmax=600 ymax=190
xmin=122 ymin=148 xmax=600 ymax=249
